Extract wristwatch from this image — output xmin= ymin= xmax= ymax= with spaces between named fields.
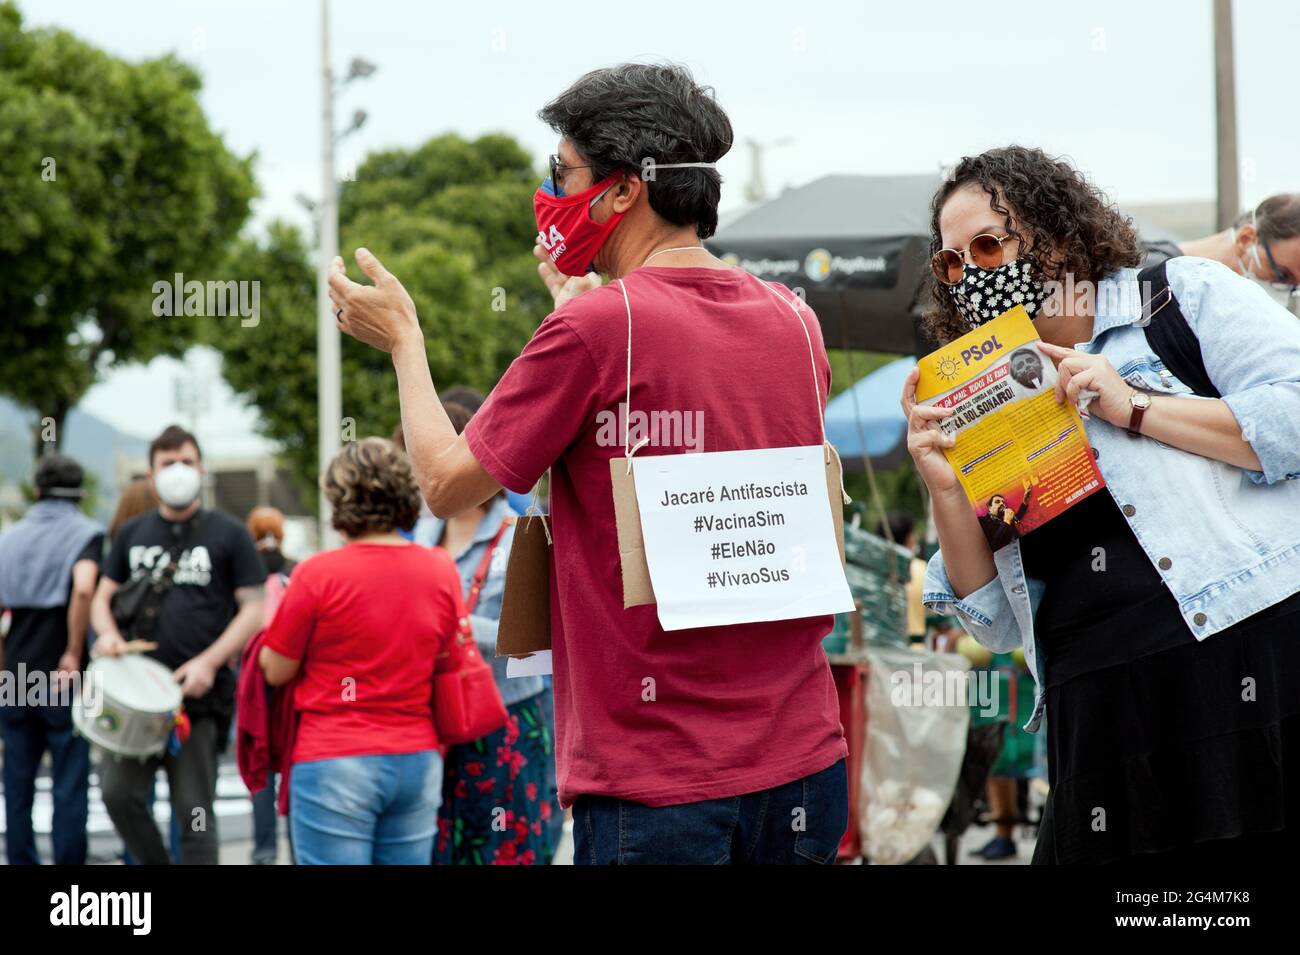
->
xmin=1125 ymin=390 xmax=1152 ymax=437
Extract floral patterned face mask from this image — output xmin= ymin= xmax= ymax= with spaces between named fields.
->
xmin=947 ymin=255 xmax=1051 ymax=329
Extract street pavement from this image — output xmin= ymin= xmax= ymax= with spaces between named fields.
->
xmin=4 ymin=751 xmax=1029 ymax=865
xmin=0 ymin=750 xmax=262 ymax=865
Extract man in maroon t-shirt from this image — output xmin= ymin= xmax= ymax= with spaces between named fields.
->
xmin=328 ymin=63 xmax=848 ymax=864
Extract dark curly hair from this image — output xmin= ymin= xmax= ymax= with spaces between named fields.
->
xmin=322 ymin=437 xmax=421 ymax=537
xmin=539 ymin=62 xmax=732 ymax=239
xmin=923 ymin=146 xmax=1144 ymax=344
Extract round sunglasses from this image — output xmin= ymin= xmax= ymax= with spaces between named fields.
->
xmin=548 ymin=154 xmax=595 ymax=195
xmin=931 ymin=233 xmax=1011 ymax=285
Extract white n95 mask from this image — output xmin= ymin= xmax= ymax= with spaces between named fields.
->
xmin=155 ymin=462 xmax=202 ymax=508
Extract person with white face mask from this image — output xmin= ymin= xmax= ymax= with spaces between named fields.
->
xmin=89 ymin=425 xmax=267 ymax=864
xmin=1181 ymin=194 xmax=1300 ymax=314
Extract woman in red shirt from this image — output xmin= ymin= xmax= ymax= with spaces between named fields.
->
xmin=260 ymin=438 xmax=466 ymax=865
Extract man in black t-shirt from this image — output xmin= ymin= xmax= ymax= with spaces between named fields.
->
xmin=0 ymin=454 xmax=103 ymax=865
xmin=90 ymin=425 xmax=265 ymax=865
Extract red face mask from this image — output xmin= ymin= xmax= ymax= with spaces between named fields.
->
xmin=534 ymin=174 xmax=627 ymax=277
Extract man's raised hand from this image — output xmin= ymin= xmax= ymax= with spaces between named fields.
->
xmin=328 ymin=248 xmax=421 ymax=354
xmin=534 ymin=241 xmax=601 ymax=310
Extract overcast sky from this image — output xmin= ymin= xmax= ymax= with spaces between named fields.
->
xmin=25 ymin=0 xmax=1298 ymax=455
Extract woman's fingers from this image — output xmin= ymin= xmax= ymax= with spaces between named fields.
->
xmin=899 ymin=365 xmax=920 ymax=416
xmin=1036 ymin=341 xmax=1073 ymax=362
xmin=908 ymin=427 xmax=955 ymax=452
xmin=908 ymin=403 xmax=953 ymax=430
xmin=1054 ymin=356 xmax=1086 ymax=403
xmin=1064 ymin=367 xmax=1099 ymax=405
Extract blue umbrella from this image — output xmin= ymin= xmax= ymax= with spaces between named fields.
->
xmin=824 ymin=356 xmax=914 ymax=468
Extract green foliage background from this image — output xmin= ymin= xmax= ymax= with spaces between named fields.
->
xmin=208 ymin=133 xmax=552 ymax=509
xmin=0 ymin=2 xmax=256 ymax=453
xmin=0 ymin=0 xmax=922 ymax=528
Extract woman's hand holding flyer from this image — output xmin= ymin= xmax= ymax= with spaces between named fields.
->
xmin=913 ymin=306 xmax=1107 ymax=549
xmin=1037 ymin=341 xmax=1138 ymax=426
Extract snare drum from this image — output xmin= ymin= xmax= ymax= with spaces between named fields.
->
xmin=73 ymin=655 xmax=182 ymax=759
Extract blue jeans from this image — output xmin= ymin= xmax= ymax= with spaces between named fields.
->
xmin=573 ymin=758 xmax=848 ymax=865
xmin=290 ymin=750 xmax=442 ymax=865
xmin=0 ymin=703 xmax=90 ymax=865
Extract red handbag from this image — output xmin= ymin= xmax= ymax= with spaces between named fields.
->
xmin=432 ymin=523 xmax=510 ymax=746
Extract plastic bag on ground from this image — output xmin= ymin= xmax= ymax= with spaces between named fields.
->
xmin=861 ymin=645 xmax=971 ymax=864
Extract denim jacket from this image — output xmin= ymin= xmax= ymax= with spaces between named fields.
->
xmin=923 ymin=257 xmax=1300 ymax=733
xmin=415 ymin=496 xmax=542 ymax=707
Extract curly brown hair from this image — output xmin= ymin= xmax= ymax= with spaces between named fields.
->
xmin=322 ymin=437 xmax=421 ymax=537
xmin=923 ymin=146 xmax=1144 ymax=344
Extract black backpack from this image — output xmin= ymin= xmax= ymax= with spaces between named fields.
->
xmin=1136 ymin=259 xmax=1221 ymax=400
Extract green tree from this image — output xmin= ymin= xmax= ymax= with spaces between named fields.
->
xmin=0 ymin=2 xmax=256 ymax=455
xmin=208 ymin=133 xmax=550 ymax=504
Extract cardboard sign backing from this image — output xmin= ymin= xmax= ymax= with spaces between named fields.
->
xmin=494 ymin=445 xmax=850 ymax=655
xmin=609 ymin=442 xmax=848 ymax=610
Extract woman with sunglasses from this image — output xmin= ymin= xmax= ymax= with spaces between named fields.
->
xmin=904 ymin=145 xmax=1300 ymax=865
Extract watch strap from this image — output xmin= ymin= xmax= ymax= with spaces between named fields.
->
xmin=1126 ymin=393 xmax=1148 ymax=437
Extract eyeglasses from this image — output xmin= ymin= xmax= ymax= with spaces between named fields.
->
xmin=549 ymin=154 xmax=595 ymax=195
xmin=1258 ymin=236 xmax=1298 ymax=291
xmin=931 ymin=234 xmax=1011 ymax=286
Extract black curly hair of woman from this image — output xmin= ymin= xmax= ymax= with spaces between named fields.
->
xmin=924 ymin=145 xmax=1144 ymax=344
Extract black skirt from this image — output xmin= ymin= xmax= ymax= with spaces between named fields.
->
xmin=1019 ymin=490 xmax=1300 ymax=864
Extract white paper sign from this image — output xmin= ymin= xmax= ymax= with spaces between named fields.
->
xmin=506 ymin=650 xmax=553 ymax=678
xmin=632 ymin=445 xmax=853 ymax=631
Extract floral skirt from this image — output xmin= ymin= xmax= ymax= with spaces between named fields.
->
xmin=433 ymin=691 xmax=561 ymax=865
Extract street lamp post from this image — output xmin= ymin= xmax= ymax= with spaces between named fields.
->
xmin=315 ymin=1 xmax=374 ymax=550
xmin=317 ymin=0 xmax=340 ymax=550
xmin=743 ymin=137 xmax=793 ymax=205
xmin=1213 ymin=0 xmax=1239 ymax=232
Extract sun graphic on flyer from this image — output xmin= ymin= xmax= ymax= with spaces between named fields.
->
xmin=935 ymin=356 xmax=961 ymax=384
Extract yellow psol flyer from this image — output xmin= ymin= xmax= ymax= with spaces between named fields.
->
xmin=915 ymin=305 xmax=1106 ymax=551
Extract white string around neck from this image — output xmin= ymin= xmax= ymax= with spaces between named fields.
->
xmin=612 ymin=271 xmax=849 ymax=504
xmin=641 ymin=245 xmax=711 ymax=268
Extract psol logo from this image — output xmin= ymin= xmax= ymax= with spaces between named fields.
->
xmin=804 ymin=248 xmax=832 ymax=282
xmin=958 ymin=333 xmax=1004 ymax=368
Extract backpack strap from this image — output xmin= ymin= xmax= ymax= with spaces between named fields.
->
xmin=1137 ymin=259 xmax=1221 ymax=399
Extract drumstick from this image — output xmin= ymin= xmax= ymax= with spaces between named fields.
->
xmin=120 ymin=640 xmax=159 ymax=654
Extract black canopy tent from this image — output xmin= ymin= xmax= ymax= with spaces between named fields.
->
xmin=706 ymin=173 xmax=1185 ymax=357
xmin=706 ymin=174 xmax=941 ymax=355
